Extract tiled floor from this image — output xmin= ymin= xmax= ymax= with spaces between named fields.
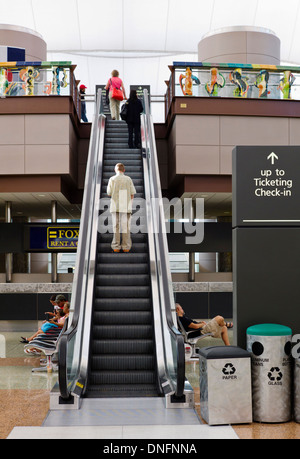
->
xmin=1 ymin=329 xmax=300 ymax=439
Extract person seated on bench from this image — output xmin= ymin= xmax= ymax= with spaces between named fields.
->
xmin=176 ymin=303 xmax=233 ymax=346
xmin=20 ymin=303 xmax=69 ymax=344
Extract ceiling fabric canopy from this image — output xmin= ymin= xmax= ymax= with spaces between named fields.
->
xmin=1 ymin=0 xmax=299 ymax=120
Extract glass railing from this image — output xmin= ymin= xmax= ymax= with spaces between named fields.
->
xmin=0 ymin=61 xmax=74 ymax=96
xmin=0 ymin=61 xmax=81 ymax=119
xmin=58 ymin=90 xmax=105 ymax=402
xmin=141 ymin=90 xmax=187 ymax=402
xmin=166 ymin=61 xmax=300 ymax=117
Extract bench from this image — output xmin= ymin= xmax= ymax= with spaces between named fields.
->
xmin=177 ymin=317 xmax=213 ymax=358
xmin=24 ymin=319 xmax=68 ymax=373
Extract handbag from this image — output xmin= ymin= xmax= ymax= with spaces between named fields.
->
xmin=120 ymin=102 xmax=128 ymax=120
xmin=110 ymin=78 xmax=123 ymax=101
xmin=111 ymin=86 xmax=124 ymax=101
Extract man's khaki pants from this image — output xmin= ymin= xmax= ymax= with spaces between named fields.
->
xmin=111 ymin=212 xmax=132 ymax=251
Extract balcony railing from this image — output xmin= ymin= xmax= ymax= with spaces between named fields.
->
xmin=166 ymin=61 xmax=300 ymax=120
xmin=0 ymin=60 xmax=81 ymax=119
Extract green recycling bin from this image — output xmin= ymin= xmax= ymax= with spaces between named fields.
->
xmin=247 ymin=324 xmax=292 ymax=423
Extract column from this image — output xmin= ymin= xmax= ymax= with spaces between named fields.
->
xmin=51 ymin=200 xmax=58 ymax=283
xmin=188 ymin=199 xmax=195 ymax=282
xmin=5 ymin=201 xmax=12 ymax=283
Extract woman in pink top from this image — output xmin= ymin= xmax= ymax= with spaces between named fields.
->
xmin=105 ymin=69 xmax=127 ymax=120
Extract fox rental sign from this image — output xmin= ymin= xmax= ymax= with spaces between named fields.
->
xmin=47 ymin=227 xmax=79 ymax=249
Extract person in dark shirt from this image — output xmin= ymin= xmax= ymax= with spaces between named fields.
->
xmin=125 ymin=89 xmax=143 ymax=148
xmin=176 ymin=303 xmax=232 ymax=346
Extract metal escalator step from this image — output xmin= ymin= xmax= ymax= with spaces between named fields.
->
xmin=85 ymin=384 xmax=158 ymax=398
xmin=91 ymin=354 xmax=155 ymax=371
xmin=93 ymin=311 xmax=152 ymax=325
xmin=101 ymin=187 xmax=144 ymax=196
xmin=101 ymin=178 xmax=144 ymax=187
xmin=103 ymin=172 xmax=143 ymax=180
xmin=97 ymin=263 xmax=149 ymax=275
xmin=98 ymin=243 xmax=148 ymax=253
xmin=88 ymin=370 xmax=156 ymax=385
xmin=106 ymin=120 xmax=127 ymax=125
xmin=103 ymin=162 xmax=143 ymax=171
xmin=105 ymin=130 xmax=128 ymax=136
xmin=98 ymin=233 xmax=147 ymax=243
xmin=94 ymin=285 xmax=150 ymax=298
xmin=105 ymin=138 xmax=129 ymax=144
xmin=92 ymin=324 xmax=153 ymax=340
xmin=104 ymin=148 xmax=141 ymax=154
xmin=103 ymin=166 xmax=142 ymax=174
xmin=97 ymin=253 xmax=148 ymax=264
xmin=95 ymin=274 xmax=150 ymax=286
xmin=101 ymin=192 xmax=145 ymax=199
xmin=105 ymin=143 xmax=130 ymax=150
xmin=104 ymin=154 xmax=141 ymax=161
xmin=93 ymin=298 xmax=151 ymax=311
xmin=92 ymin=339 xmax=154 ymax=354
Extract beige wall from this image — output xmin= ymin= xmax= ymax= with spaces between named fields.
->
xmin=0 ymin=114 xmax=78 ymax=181
xmin=169 ymin=114 xmax=300 ymax=177
xmin=198 ymin=27 xmax=280 ymax=65
xmin=0 ymin=25 xmax=47 ymax=61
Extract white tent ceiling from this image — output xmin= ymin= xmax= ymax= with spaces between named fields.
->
xmin=1 ymin=0 xmax=300 ymax=120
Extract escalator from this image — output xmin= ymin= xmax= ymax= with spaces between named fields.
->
xmin=56 ymin=90 xmax=192 ymax=409
xmin=86 ymin=118 xmax=159 ymax=397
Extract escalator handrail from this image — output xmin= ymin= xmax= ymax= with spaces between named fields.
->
xmin=58 ymin=90 xmax=105 ymax=399
xmin=142 ymin=90 xmax=186 ymax=398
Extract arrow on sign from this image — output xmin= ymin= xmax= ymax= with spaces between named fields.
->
xmin=267 ymin=152 xmax=279 ymax=165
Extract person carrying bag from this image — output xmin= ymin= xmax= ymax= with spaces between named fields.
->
xmin=105 ymin=70 xmax=127 ymax=120
xmin=125 ymin=89 xmax=143 ymax=148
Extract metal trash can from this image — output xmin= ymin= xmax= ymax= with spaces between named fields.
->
xmin=199 ymin=346 xmax=252 ymax=425
xmin=293 ymin=342 xmax=300 ymax=423
xmin=247 ymin=323 xmax=292 ymax=423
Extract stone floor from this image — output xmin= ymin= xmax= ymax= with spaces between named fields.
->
xmin=1 ymin=329 xmax=300 ymax=439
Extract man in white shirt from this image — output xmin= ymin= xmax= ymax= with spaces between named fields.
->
xmin=107 ymin=163 xmax=136 ymax=252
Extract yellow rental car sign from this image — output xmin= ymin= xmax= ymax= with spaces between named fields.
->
xmin=47 ymin=227 xmax=79 ymax=249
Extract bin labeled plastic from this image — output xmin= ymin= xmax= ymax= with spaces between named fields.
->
xmin=199 ymin=346 xmax=252 ymax=425
xmin=294 ymin=349 xmax=300 ymax=423
xmin=247 ymin=323 xmax=292 ymax=423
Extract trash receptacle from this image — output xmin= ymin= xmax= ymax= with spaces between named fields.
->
xmin=199 ymin=346 xmax=252 ymax=425
xmin=247 ymin=323 xmax=292 ymax=423
xmin=293 ymin=341 xmax=300 ymax=423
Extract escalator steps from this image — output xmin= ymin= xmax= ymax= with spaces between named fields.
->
xmin=92 ymin=324 xmax=153 ymax=340
xmin=92 ymin=339 xmax=154 ymax=355
xmin=93 ymin=311 xmax=152 ymax=325
xmin=86 ymin=119 xmax=158 ymax=399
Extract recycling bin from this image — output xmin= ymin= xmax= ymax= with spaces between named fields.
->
xmin=247 ymin=323 xmax=292 ymax=423
xmin=293 ymin=344 xmax=300 ymax=423
xmin=199 ymin=346 xmax=252 ymax=425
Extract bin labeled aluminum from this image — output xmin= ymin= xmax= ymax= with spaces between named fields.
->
xmin=247 ymin=324 xmax=292 ymax=423
xmin=199 ymin=346 xmax=252 ymax=425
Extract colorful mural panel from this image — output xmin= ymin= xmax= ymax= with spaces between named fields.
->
xmin=179 ymin=67 xmax=200 ymax=96
xmin=278 ymin=70 xmax=295 ymax=99
xmin=254 ymin=70 xmax=270 ymax=98
xmin=204 ymin=67 xmax=225 ymax=96
xmin=229 ymin=68 xmax=249 ymax=98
